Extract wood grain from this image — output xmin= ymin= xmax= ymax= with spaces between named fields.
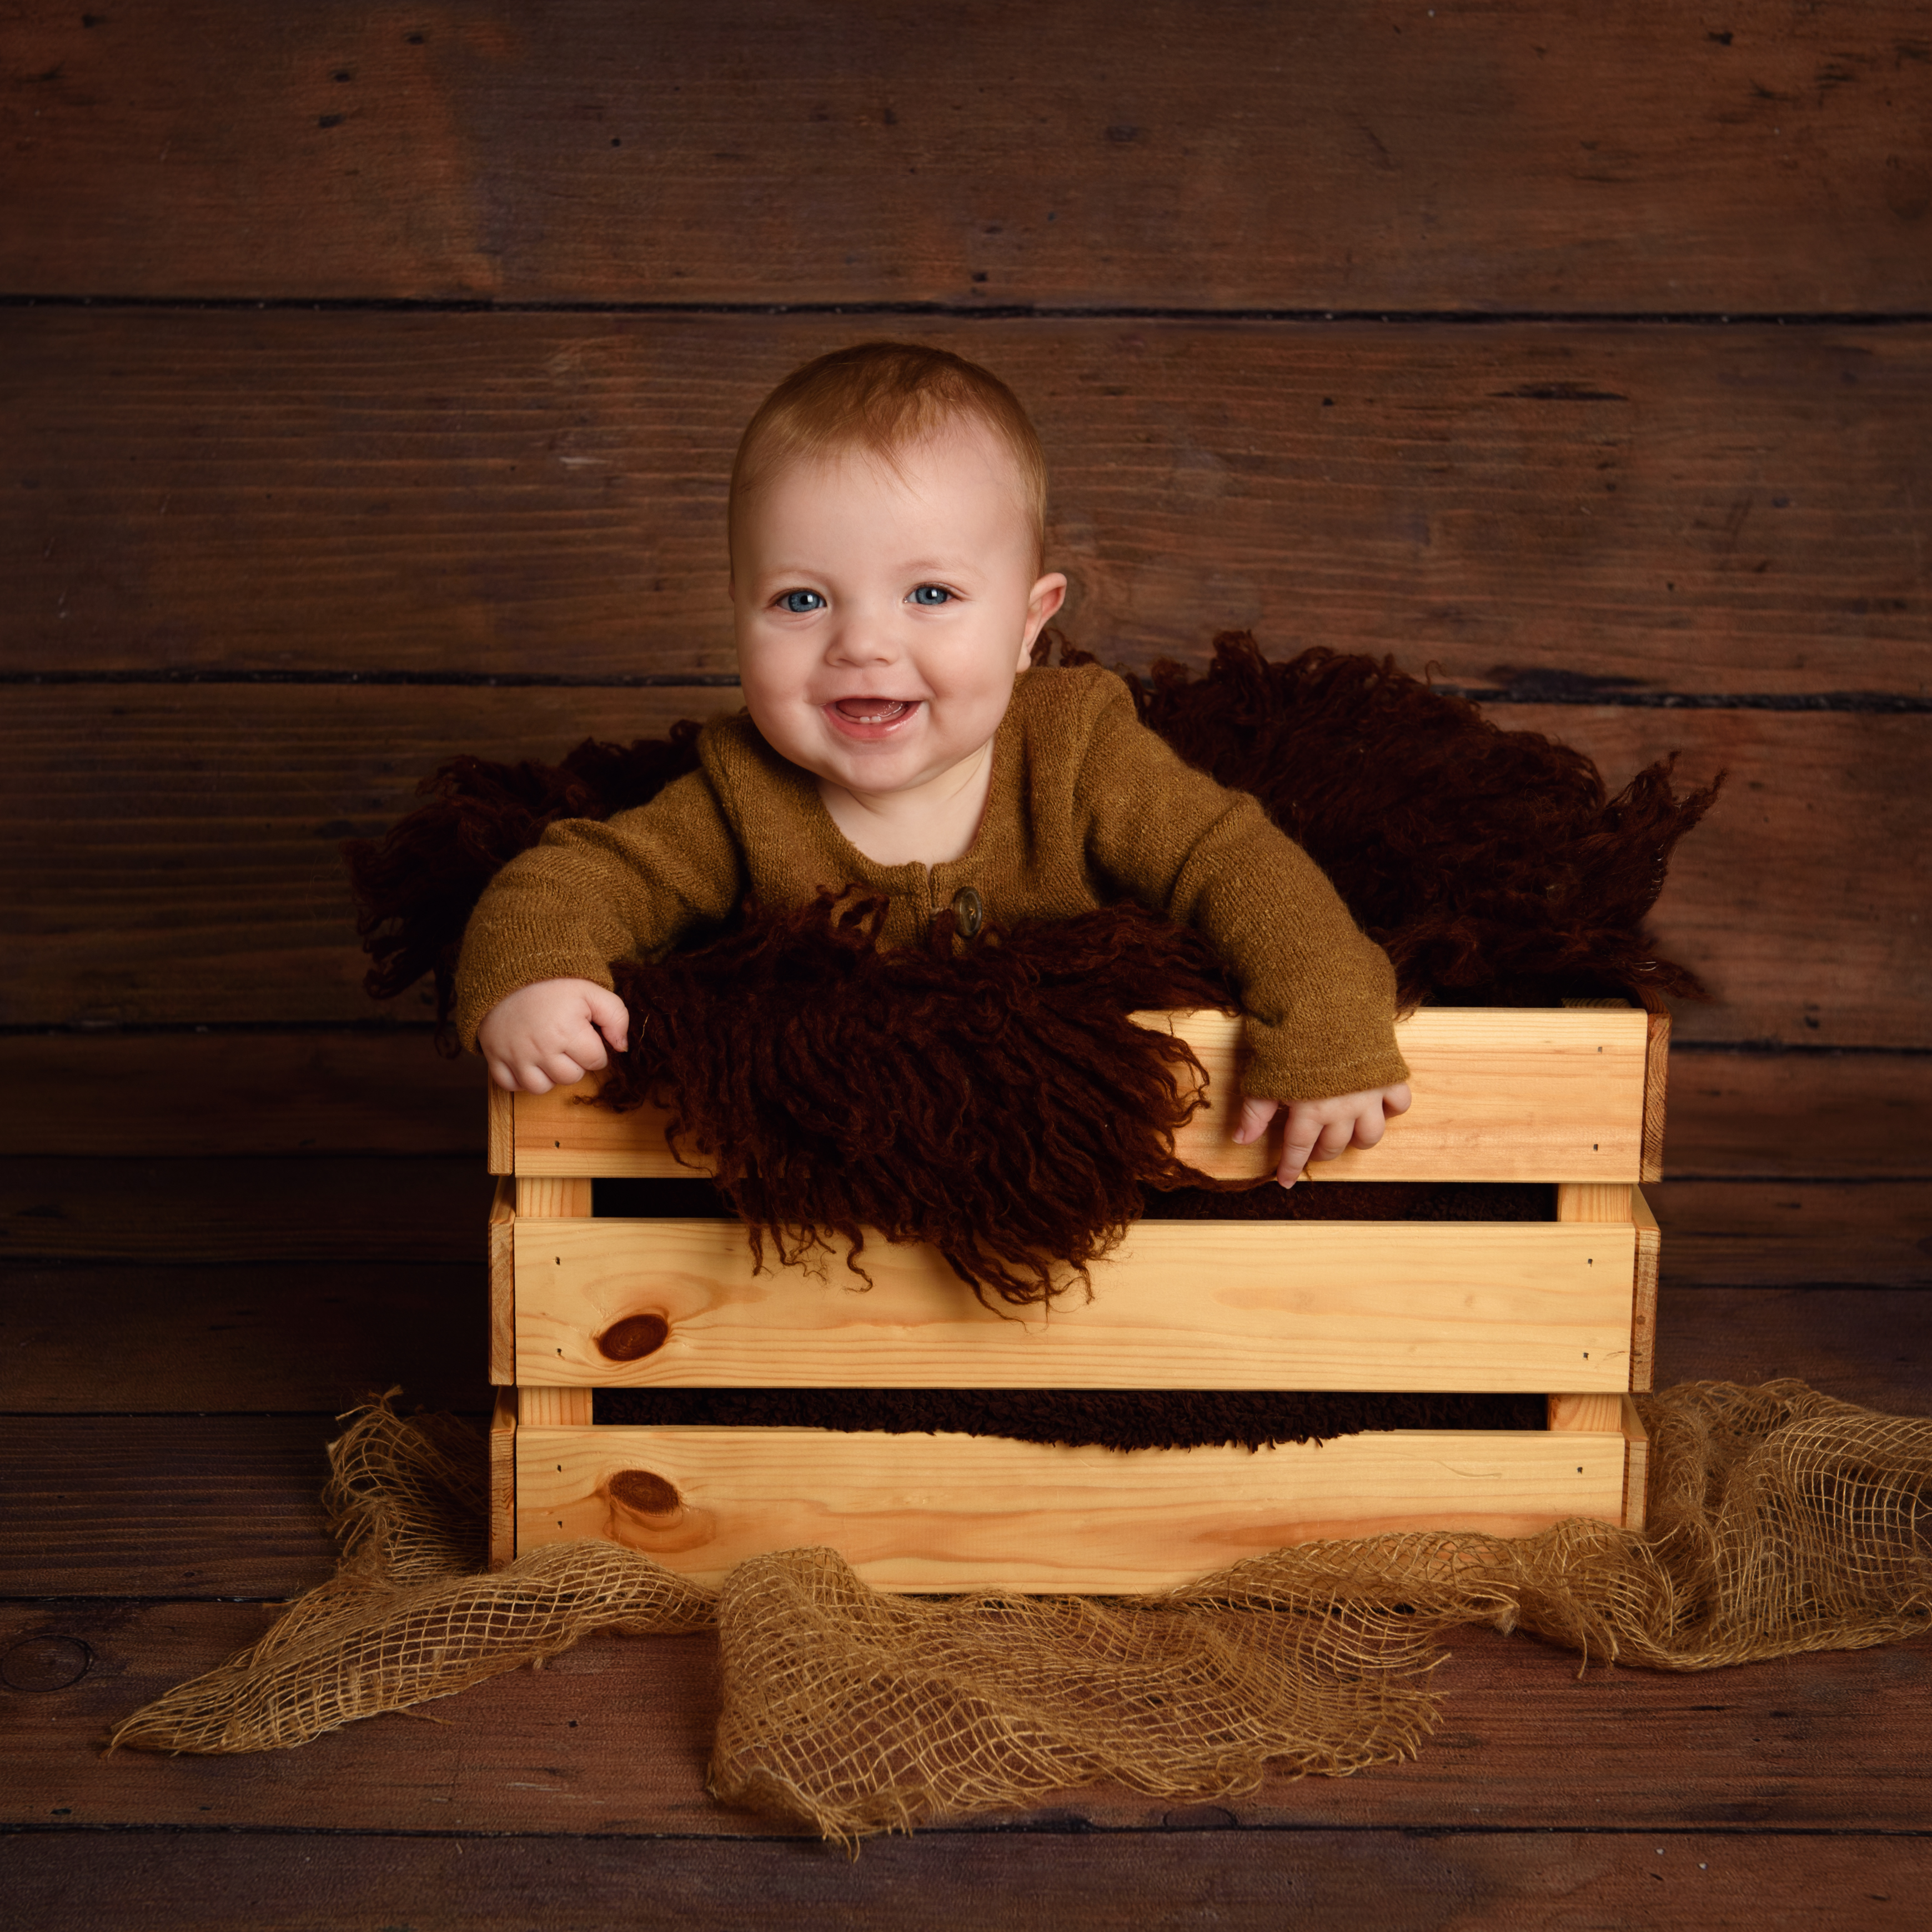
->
xmin=7 ymin=1826 xmax=1932 ymax=1931
xmin=1 ymin=1157 xmax=486 ymax=1262
xmin=5 ymin=311 xmax=1930 ymax=692
xmin=488 ymin=1385 xmax=515 ymax=1571
xmin=1653 ymin=1181 xmax=1932 ymax=1288
xmin=1 ymin=684 xmax=736 ymax=1028
xmin=1621 ymin=1393 xmax=1650 ymax=1534
xmin=1657 ymin=1286 xmax=1932 ymax=1412
xmin=518 ymin=1422 xmax=1628 ymax=1590
xmin=6 ymin=0 xmax=1928 ymax=314
xmin=0 ymin=1027 xmax=483 ymax=1156
xmin=0 ymin=1261 xmax=488 ymax=1414
xmin=1632 ymin=1187 xmax=1662 ymax=1392
xmin=514 ymin=1006 xmax=1652 ymax=1183
xmin=514 ymin=1215 xmax=1635 ymax=1393
xmin=1520 ymin=709 xmax=1932 ymax=1049
xmin=9 ymin=1029 xmax=1922 ymax=1175
xmin=0 ymin=1416 xmax=337 ymax=1598
xmin=4 ymin=1600 xmax=1932 ymax=1840
xmin=7 ymin=689 xmax=1923 ymax=1044
xmin=487 ymin=1177 xmax=514 ymax=1386
xmin=1547 ymin=1392 xmax=1623 ymax=1432
xmin=1665 ymin=1052 xmax=1932 ymax=1177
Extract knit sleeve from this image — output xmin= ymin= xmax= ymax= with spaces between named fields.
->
xmin=1073 ymin=678 xmax=1408 ymax=1102
xmin=451 ymin=769 xmax=747 ymax=1052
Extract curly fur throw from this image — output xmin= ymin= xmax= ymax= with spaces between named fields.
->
xmin=599 ymin=894 xmax=1235 ymax=1306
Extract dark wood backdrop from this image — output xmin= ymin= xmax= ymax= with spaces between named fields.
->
xmin=3 ymin=3 xmax=1929 ymax=1924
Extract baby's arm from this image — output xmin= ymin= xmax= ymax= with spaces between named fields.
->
xmin=476 ymin=977 xmax=633 ymax=1095
xmin=1233 ymin=1085 xmax=1413 ymax=1189
xmin=453 ymin=767 xmax=746 ymax=1070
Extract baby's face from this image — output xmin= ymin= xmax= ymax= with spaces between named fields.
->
xmin=731 ymin=424 xmax=1065 ymax=808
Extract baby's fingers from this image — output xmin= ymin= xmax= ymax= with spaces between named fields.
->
xmin=1232 ymin=1095 xmax=1279 ymax=1146
xmin=1278 ymin=1106 xmax=1326 ymax=1187
xmin=584 ymin=984 xmax=631 ymax=1057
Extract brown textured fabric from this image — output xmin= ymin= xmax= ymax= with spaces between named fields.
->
xmin=450 ymin=660 xmax=1411 ymax=1103
xmin=112 ymin=1384 xmax=1932 ymax=1845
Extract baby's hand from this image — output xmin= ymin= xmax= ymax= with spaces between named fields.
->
xmin=476 ymin=978 xmax=631 ymax=1095
xmin=1232 ymin=1083 xmax=1413 ymax=1189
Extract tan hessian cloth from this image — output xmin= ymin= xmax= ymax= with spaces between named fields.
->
xmin=454 ymin=664 xmax=1409 ymax=1102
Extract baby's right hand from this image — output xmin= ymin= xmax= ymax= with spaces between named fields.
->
xmin=476 ymin=978 xmax=631 ymax=1094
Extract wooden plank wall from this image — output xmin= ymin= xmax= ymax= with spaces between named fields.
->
xmin=2 ymin=2 xmax=1929 ymax=1922
xmin=5 ymin=3 xmax=1926 ymax=1251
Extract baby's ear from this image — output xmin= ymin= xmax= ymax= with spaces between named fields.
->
xmin=1021 ymin=571 xmax=1068 ymax=666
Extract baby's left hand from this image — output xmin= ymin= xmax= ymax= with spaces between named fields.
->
xmin=1232 ymin=1083 xmax=1413 ymax=1188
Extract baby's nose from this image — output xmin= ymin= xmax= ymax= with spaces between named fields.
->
xmin=825 ymin=611 xmax=902 ymax=664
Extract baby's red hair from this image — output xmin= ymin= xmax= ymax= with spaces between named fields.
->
xmin=729 ymin=340 xmax=1048 ymax=563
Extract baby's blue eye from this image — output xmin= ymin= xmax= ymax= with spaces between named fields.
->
xmin=779 ymin=589 xmax=825 ymax=614
xmin=910 ymin=584 xmax=952 ymax=606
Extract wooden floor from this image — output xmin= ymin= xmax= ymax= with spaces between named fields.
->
xmin=2 ymin=1153 xmax=1929 ymax=1928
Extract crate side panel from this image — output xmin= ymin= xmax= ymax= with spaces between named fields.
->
xmin=513 ymin=1217 xmax=1635 ymax=1392
xmin=513 ymin=1007 xmax=1652 ymax=1181
xmin=515 ymin=1424 xmax=1628 ymax=1593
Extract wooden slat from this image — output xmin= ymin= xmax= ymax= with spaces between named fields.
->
xmin=1664 ymin=1052 xmax=1932 ymax=1178
xmin=513 ymin=1176 xmax=591 ymax=1218
xmin=1 ymin=684 xmax=731 ymax=1028
xmin=8 ymin=1828 xmax=1932 ymax=1931
xmin=8 ymin=1028 xmax=1919 ymax=1175
xmin=1547 ymin=1393 xmax=1623 ymax=1433
xmin=513 ymin=1216 xmax=1632 ymax=1392
xmin=0 ymin=1416 xmax=337 ymax=1598
xmin=1632 ymin=1186 xmax=1661 ymax=1393
xmin=515 ymin=1007 xmax=1650 ymax=1182
xmin=6 ymin=1598 xmax=1932 ymax=1838
xmin=1621 ymin=1394 xmax=1650 ymax=1535
xmin=518 ymin=1423 xmax=1628 ymax=1592
xmin=0 ymin=1261 xmax=488 ymax=1414
xmin=486 ymin=1079 xmax=513 ymax=1176
xmin=6 ymin=312 xmax=1931 ymax=694
xmin=9 ymin=690 xmax=1921 ymax=1043
xmin=1644 ymin=1010 xmax=1670 ymax=1185
xmin=7 ymin=0 xmax=1928 ymax=313
xmin=0 ymin=1028 xmax=482 ymax=1156
xmin=1555 ymin=1182 xmax=1634 ymax=1223
xmin=1525 ymin=710 xmax=1931 ymax=1050
xmin=488 ymin=1177 xmax=515 ymax=1386
xmin=1656 ymin=1286 xmax=1932 ymax=1413
xmin=1 ymin=1157 xmax=486 ymax=1262
xmin=1653 ymin=1181 xmax=1932 ymax=1288
xmin=489 ymin=1386 xmax=516 ymax=1572
xmin=519 ymin=1387 xmax=594 ymax=1427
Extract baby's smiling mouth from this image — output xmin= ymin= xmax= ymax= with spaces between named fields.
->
xmin=830 ymin=697 xmax=916 ymax=725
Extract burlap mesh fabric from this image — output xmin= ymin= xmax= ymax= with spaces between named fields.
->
xmin=112 ymin=1382 xmax=1932 ymax=1841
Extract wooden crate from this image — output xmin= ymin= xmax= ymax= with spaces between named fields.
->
xmin=488 ymin=1005 xmax=1664 ymax=1588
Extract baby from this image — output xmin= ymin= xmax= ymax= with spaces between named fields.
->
xmin=459 ymin=342 xmax=1411 ymax=1186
